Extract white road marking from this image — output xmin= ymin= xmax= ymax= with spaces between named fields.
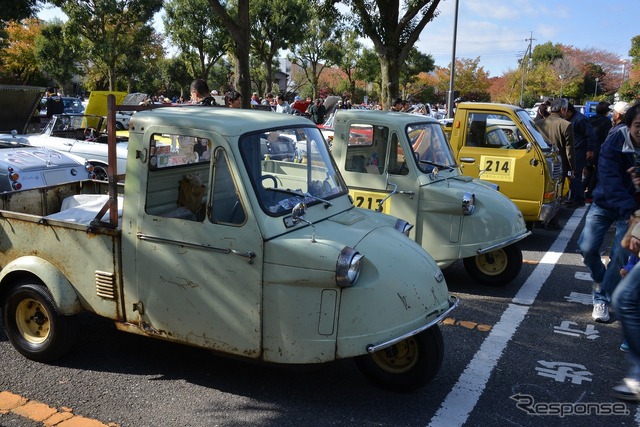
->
xmin=428 ymin=209 xmax=586 ymax=427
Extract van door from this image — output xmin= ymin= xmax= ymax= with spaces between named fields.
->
xmin=133 ymin=132 xmax=263 ymax=357
xmin=457 ymin=111 xmax=546 ymax=218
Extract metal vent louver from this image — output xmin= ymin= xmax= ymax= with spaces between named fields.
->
xmin=95 ymin=270 xmax=116 ymax=299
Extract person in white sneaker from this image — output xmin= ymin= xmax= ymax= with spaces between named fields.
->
xmin=578 ymin=101 xmax=637 ymax=323
xmin=613 ymin=121 xmax=640 ymax=400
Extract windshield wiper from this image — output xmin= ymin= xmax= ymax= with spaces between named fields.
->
xmin=419 ymin=159 xmax=455 ymax=171
xmin=265 ymin=187 xmax=333 ymax=208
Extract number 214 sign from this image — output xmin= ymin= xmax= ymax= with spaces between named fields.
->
xmin=480 ymin=155 xmax=515 ymax=182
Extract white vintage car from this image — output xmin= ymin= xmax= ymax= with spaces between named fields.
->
xmin=25 ymin=113 xmax=129 ymax=179
xmin=0 ymin=85 xmax=95 ymax=191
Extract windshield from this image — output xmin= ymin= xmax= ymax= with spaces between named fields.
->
xmin=240 ymin=126 xmax=347 ymax=215
xmin=517 ymin=110 xmax=550 ymax=150
xmin=406 ymin=123 xmax=457 ymax=173
xmin=44 ymin=114 xmax=105 ymax=135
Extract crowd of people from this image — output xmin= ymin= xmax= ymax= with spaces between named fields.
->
xmin=535 ymin=97 xmax=640 ymax=402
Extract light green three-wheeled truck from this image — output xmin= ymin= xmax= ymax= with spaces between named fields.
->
xmin=0 ymin=96 xmax=457 ymax=391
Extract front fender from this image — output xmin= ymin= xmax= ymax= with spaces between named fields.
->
xmin=0 ymin=256 xmax=81 ymax=315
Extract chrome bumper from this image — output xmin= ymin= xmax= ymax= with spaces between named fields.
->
xmin=539 ymin=199 xmax=561 ymax=223
xmin=366 ymin=295 xmax=460 ymax=353
xmin=477 ymin=230 xmax=531 ymax=255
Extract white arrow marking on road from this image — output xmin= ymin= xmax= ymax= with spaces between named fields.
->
xmin=428 ymin=208 xmax=586 ymax=427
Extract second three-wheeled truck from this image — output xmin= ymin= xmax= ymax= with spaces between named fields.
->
xmin=0 ymin=100 xmax=457 ymax=391
xmin=329 ymin=110 xmax=530 ymax=286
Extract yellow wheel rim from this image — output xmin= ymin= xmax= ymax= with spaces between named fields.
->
xmin=15 ymin=297 xmax=50 ymax=344
xmin=475 ymin=249 xmax=508 ymax=276
xmin=371 ymin=337 xmax=419 ymax=374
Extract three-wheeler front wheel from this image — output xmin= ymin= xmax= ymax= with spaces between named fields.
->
xmin=463 ymin=243 xmax=523 ymax=286
xmin=355 ymin=326 xmax=444 ymax=392
xmin=2 ymin=280 xmax=78 ymax=362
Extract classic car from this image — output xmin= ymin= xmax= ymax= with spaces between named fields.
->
xmin=0 ymin=85 xmax=95 ymax=191
xmin=25 ymin=113 xmax=129 ymax=179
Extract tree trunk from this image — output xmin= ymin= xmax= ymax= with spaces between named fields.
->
xmin=379 ymin=52 xmax=399 ymax=109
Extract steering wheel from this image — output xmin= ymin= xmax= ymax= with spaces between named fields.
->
xmin=260 ymin=174 xmax=279 ymax=188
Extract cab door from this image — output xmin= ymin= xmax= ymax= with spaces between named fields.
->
xmin=130 ymin=131 xmax=263 ymax=358
xmin=341 ymin=123 xmax=419 ymax=225
xmin=456 ymin=111 xmax=546 ymax=219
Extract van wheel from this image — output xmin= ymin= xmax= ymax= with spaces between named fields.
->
xmin=355 ymin=326 xmax=443 ymax=392
xmin=2 ymin=281 xmax=78 ymax=362
xmin=463 ymin=243 xmax=522 ymax=286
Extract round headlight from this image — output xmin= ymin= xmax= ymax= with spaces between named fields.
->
xmin=336 ymin=246 xmax=364 ymax=288
xmin=462 ymin=191 xmax=475 ymax=215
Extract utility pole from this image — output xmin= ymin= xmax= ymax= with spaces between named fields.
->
xmin=519 ymin=32 xmax=535 ymax=108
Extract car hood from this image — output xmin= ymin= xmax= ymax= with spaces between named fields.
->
xmin=0 ymin=85 xmax=45 ymax=135
xmin=0 ymin=147 xmax=82 ymax=170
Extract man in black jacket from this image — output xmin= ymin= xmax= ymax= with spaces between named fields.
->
xmin=584 ymin=102 xmax=612 ymax=202
xmin=189 ymin=79 xmax=217 ymax=106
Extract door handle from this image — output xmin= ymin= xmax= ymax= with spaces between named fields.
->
xmin=460 ymin=157 xmax=475 ymax=164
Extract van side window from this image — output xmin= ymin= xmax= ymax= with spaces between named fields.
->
xmin=389 ymin=133 xmax=409 ymax=175
xmin=345 ymin=124 xmax=387 ymax=175
xmin=145 ymin=133 xmax=211 ymax=221
xmin=209 ymin=149 xmax=246 ymax=225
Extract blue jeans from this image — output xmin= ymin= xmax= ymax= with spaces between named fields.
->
xmin=578 ymin=203 xmax=629 ymax=304
xmin=612 ymin=264 xmax=640 ymax=381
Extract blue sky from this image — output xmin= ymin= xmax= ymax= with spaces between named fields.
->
xmin=38 ymin=1 xmax=636 ymax=77
xmin=418 ymin=0 xmax=635 ymax=76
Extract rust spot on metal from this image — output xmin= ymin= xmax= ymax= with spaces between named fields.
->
xmin=159 ymin=275 xmax=199 ymax=290
xmin=397 ymin=293 xmax=409 ymax=310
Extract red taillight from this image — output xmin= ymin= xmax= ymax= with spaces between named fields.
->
xmin=11 ymin=182 xmax=22 ymax=190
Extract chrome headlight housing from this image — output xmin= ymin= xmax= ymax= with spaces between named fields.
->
xmin=462 ymin=191 xmax=475 ymax=215
xmin=336 ymin=246 xmax=364 ymax=288
xmin=394 ymin=218 xmax=414 ymax=236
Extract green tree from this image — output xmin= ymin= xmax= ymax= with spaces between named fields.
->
xmin=0 ymin=0 xmax=40 ymax=42
xmin=164 ymin=0 xmax=230 ymax=81
xmin=326 ymin=27 xmax=362 ymax=101
xmin=336 ymin=0 xmax=441 ymax=108
xmin=531 ymin=42 xmax=563 ymax=66
xmin=250 ymin=0 xmax=310 ymax=96
xmin=34 ymin=20 xmax=83 ymax=94
xmin=354 ymin=47 xmax=381 ymax=100
xmin=435 ymin=57 xmax=490 ymax=101
xmin=289 ymin=14 xmax=338 ymax=100
xmin=52 ymin=0 xmax=163 ymax=90
xmin=400 ymin=47 xmax=434 ymax=100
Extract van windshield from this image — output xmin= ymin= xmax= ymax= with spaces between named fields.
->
xmin=240 ymin=126 xmax=347 ymax=215
xmin=517 ymin=110 xmax=550 ymax=150
xmin=406 ymin=123 xmax=457 ymax=172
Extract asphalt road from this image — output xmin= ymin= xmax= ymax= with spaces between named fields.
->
xmin=0 ymin=205 xmax=638 ymax=427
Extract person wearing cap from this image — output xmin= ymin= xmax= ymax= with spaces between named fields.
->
xmin=190 ymin=79 xmax=217 ymax=106
xmin=536 ymin=98 xmax=575 ymax=184
xmin=610 ymin=101 xmax=630 ymax=136
xmin=45 ymin=87 xmax=64 ymax=119
xmin=578 ymin=100 xmax=638 ymax=324
xmin=250 ymin=92 xmax=260 ymax=106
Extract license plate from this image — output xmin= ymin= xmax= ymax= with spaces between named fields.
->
xmin=479 ymin=155 xmax=515 ymax=182
xmin=350 ymin=189 xmax=391 ymax=214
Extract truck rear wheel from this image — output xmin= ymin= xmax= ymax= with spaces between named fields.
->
xmin=463 ymin=243 xmax=522 ymax=286
xmin=355 ymin=326 xmax=444 ymax=392
xmin=2 ymin=280 xmax=78 ymax=362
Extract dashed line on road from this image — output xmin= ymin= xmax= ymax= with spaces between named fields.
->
xmin=428 ymin=207 xmax=587 ymax=427
xmin=0 ymin=391 xmax=119 ymax=427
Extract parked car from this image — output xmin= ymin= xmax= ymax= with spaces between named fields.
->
xmin=39 ymin=96 xmax=85 ymax=116
xmin=0 ymin=85 xmax=95 ymax=191
xmin=25 ymin=113 xmax=129 ymax=179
